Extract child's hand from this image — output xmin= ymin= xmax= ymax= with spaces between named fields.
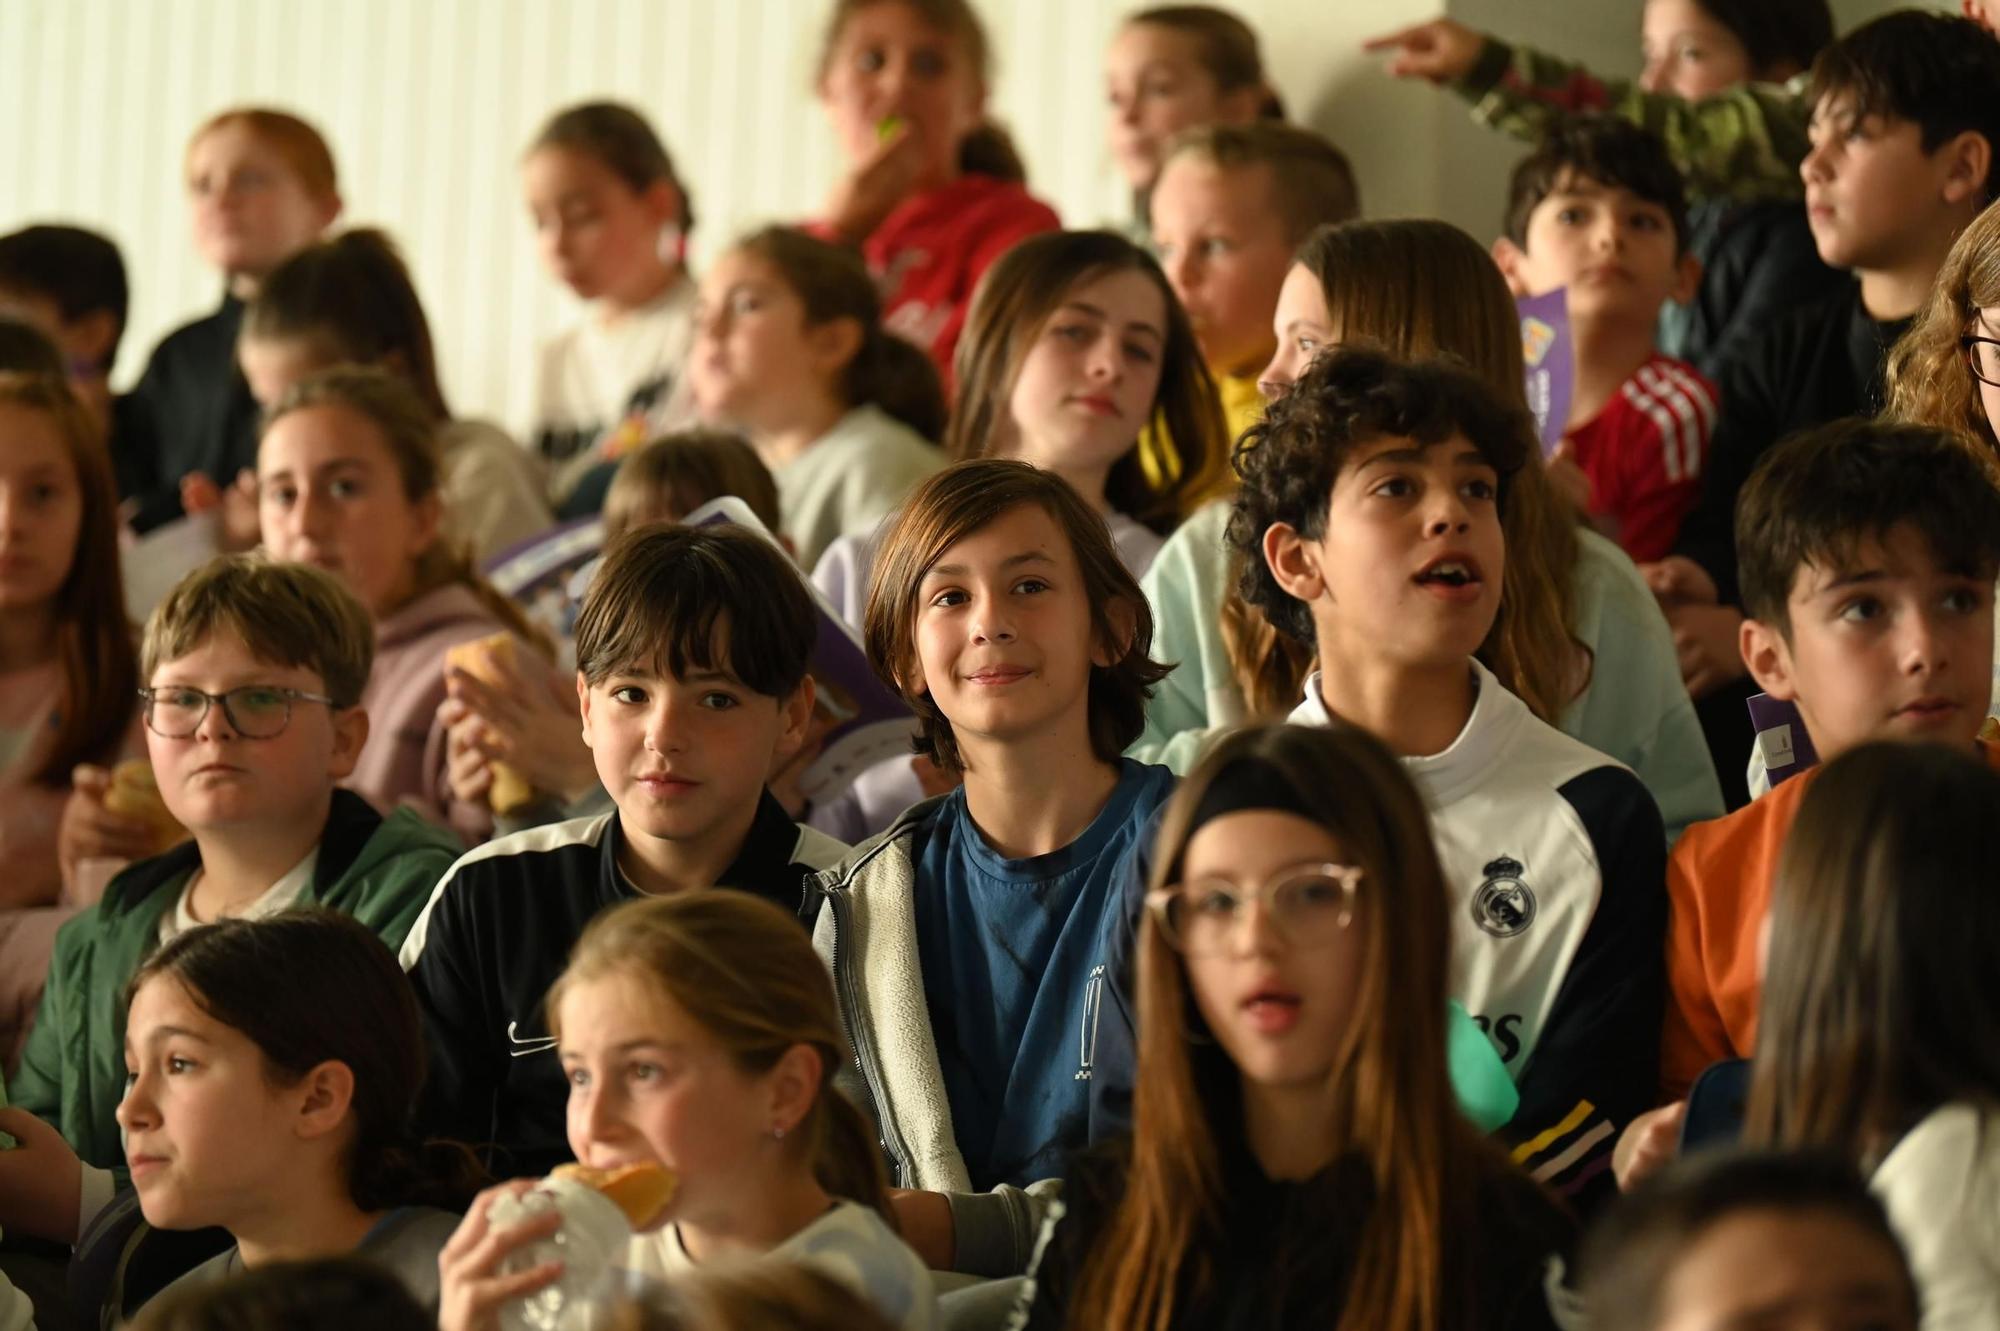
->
xmin=58 ymin=765 xmax=157 ymax=892
xmin=441 ymin=698 xmax=498 ymax=808
xmin=437 ymin=1181 xmax=565 ymax=1331
xmin=1638 ymin=555 xmax=1720 ymax=608
xmin=1613 ymin=1101 xmax=1686 ymax=1193
xmin=1362 ymin=17 xmax=1488 ymax=85
xmin=0 ymin=1108 xmax=83 ymax=1242
xmin=218 ymin=468 xmax=261 ymax=552
xmin=888 ymin=1188 xmax=957 ymax=1270
xmin=444 ymin=658 xmax=596 ymax=807
xmin=822 ymin=119 xmax=927 ymax=245
xmin=1665 ymin=602 xmax=1748 ymax=699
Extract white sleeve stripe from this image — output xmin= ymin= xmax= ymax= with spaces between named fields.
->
xmin=1529 ymin=1118 xmax=1616 ymax=1182
xmin=1622 ymin=377 xmax=1689 ymax=484
xmin=1630 ymin=363 xmax=1706 ymax=483
xmin=1640 ymin=361 xmax=1719 ymax=479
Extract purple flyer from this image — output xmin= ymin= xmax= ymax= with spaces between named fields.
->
xmin=1746 ymin=692 xmax=1821 ymax=787
xmin=1517 ymin=287 xmax=1574 ymax=457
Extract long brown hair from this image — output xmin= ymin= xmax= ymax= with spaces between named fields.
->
xmin=0 ymin=373 xmax=137 ymax=784
xmin=1886 ymin=199 xmax=2000 ymax=456
xmin=1070 ymin=723 xmax=1489 ymax=1331
xmin=260 ymin=367 xmax=550 ymax=653
xmin=946 ymin=230 xmax=1227 ymax=533
xmin=1745 ymin=741 xmax=2000 ymax=1162
xmin=547 ymin=892 xmax=895 ymax=1224
xmin=1223 ymin=219 xmax=1585 ymax=721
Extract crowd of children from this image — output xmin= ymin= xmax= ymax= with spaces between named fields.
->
xmin=3 ymin=1 xmax=2000 ymax=1328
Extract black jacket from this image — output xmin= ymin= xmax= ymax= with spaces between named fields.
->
xmin=398 ymin=794 xmax=848 ymax=1177
xmin=123 ymin=295 xmax=262 ymax=532
xmin=1659 ymin=197 xmax=1847 ymax=383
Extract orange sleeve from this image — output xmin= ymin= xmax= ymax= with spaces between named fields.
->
xmin=1660 ymin=831 xmax=1733 ymax=1101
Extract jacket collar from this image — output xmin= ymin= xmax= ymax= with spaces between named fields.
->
xmin=1288 ymin=658 xmax=1525 ymax=808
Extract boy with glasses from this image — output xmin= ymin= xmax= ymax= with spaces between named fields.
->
xmin=0 ymin=554 xmax=460 ymax=1247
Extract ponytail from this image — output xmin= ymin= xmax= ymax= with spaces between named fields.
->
xmin=351 ymin=1137 xmax=488 ymax=1213
xmin=1220 ymin=572 xmax=1313 ymax=719
xmin=846 ymin=329 xmax=947 ymax=442
xmin=813 ymin=1089 xmax=898 ymax=1229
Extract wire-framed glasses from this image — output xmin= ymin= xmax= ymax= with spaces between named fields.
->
xmin=1146 ymin=863 xmax=1362 ymax=956
xmin=138 ymin=685 xmax=337 ymax=740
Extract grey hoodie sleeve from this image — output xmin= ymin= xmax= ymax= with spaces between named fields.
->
xmin=945 ymin=1179 xmax=1064 ymax=1278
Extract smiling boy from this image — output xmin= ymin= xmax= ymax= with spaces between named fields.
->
xmin=399 ymin=525 xmax=847 ymax=1178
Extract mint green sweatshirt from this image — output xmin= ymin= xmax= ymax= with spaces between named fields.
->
xmin=1129 ymin=502 xmax=1723 ymax=844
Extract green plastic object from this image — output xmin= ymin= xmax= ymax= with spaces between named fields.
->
xmin=1447 ymin=999 xmax=1520 ymax=1132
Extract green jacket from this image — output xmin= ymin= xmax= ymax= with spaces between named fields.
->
xmin=1456 ymin=37 xmax=1810 ymax=204
xmin=13 ymin=790 xmax=461 ymax=1170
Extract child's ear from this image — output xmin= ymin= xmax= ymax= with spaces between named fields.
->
xmin=293 ymin=1059 xmax=356 ymax=1142
xmin=576 ymin=671 xmax=593 ymax=746
xmin=1092 ymin=595 xmax=1139 ymax=670
xmin=809 ymin=316 xmax=865 ymax=379
xmin=765 ymin=1042 xmax=825 ymax=1141
xmin=1261 ymin=522 xmax=1328 ymax=607
xmin=1937 ymin=129 xmax=1993 ymax=209
xmin=1669 ymin=250 xmax=1703 ymax=306
xmin=1490 ymin=237 xmax=1533 ymax=298
xmin=1741 ymin=616 xmax=1799 ymax=701
xmin=780 ymin=675 xmax=817 ymax=752
xmin=314 ymin=191 xmax=344 ymax=233
xmin=326 ymin=705 xmax=370 ymax=780
xmin=407 ymin=491 xmax=446 ymax=563
xmin=642 ymin=180 xmax=684 ymax=231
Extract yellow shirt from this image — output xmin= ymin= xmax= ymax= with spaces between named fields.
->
xmin=1135 ymin=368 xmax=1263 ymax=512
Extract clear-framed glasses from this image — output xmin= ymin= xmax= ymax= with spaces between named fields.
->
xmin=138 ymin=685 xmax=337 ymax=740
xmin=1960 ymin=335 xmax=2000 ymax=389
xmin=1146 ymin=862 xmax=1362 ymax=956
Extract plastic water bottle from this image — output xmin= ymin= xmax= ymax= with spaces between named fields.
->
xmin=489 ymin=1174 xmax=632 ymax=1330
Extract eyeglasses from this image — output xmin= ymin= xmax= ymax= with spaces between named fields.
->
xmin=1146 ymin=863 xmax=1362 ymax=956
xmin=138 ymin=685 xmax=337 ymax=740
xmin=1960 ymin=335 xmax=2000 ymax=389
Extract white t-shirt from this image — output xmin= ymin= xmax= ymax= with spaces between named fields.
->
xmin=625 ymin=1200 xmax=938 ymax=1331
xmin=773 ymin=405 xmax=943 ymax=571
xmin=159 ymin=849 xmax=319 ymax=943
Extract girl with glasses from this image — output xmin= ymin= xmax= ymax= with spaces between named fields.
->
xmin=1016 ymin=722 xmax=1575 ymax=1331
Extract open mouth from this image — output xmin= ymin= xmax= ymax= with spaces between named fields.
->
xmin=1414 ymin=557 xmax=1482 ymax=590
xmin=1240 ymin=986 xmax=1303 ymax=1034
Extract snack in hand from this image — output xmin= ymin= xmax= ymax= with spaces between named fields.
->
xmin=444 ymin=633 xmax=536 ymax=815
xmin=551 ymin=1161 xmax=678 ymax=1229
xmin=104 ymin=760 xmax=187 ymax=856
xmin=876 ymin=114 xmax=905 ymax=142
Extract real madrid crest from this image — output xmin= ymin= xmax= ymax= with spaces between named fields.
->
xmin=1472 ymin=855 xmax=1536 ymax=938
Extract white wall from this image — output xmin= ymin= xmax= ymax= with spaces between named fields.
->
xmin=0 ymin=0 xmax=1934 ymax=430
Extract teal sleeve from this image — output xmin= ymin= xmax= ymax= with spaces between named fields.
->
xmin=1448 ymin=1000 xmax=1521 ymax=1132
xmin=1126 ymin=503 xmax=1246 ymax=773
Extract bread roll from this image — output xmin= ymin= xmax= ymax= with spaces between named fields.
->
xmin=550 ymin=1161 xmax=678 ymax=1229
xmin=444 ymin=633 xmax=536 ymax=815
xmin=104 ymin=760 xmax=186 ymax=856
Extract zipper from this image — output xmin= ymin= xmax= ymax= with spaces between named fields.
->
xmin=822 ymin=859 xmax=917 ymax=1187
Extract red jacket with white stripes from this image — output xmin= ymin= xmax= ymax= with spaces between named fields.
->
xmin=1565 ymin=353 xmax=1718 ymax=563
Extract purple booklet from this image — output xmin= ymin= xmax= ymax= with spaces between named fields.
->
xmin=1747 ymin=692 xmax=1821 ymax=787
xmin=1518 ymin=287 xmax=1574 ymax=457
xmin=685 ymin=497 xmax=919 ymax=801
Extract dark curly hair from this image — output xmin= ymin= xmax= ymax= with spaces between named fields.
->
xmin=1227 ymin=347 xmax=1534 ymax=646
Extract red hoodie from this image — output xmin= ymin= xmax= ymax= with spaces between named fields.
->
xmin=842 ymin=173 xmax=1060 ymax=383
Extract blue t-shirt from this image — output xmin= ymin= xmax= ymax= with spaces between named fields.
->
xmin=912 ymin=758 xmax=1176 ymax=1190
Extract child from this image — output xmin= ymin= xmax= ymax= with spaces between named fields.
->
xmin=688 ymin=226 xmax=944 ymax=569
xmin=1368 ymin=2 xmax=1844 ymax=379
xmin=237 ymin=229 xmax=551 ymax=561
xmin=0 ymin=554 xmax=461 ymax=1247
xmin=1581 ymin=1149 xmax=1919 ymax=1331
xmin=132 ymin=1257 xmax=433 ymax=1331
xmin=255 ymin=366 xmax=547 ymax=837
xmin=1643 ymin=14 xmax=2000 ymax=737
xmin=521 ymin=102 xmax=699 ymax=508
xmin=436 ymin=893 xmax=935 ymax=1331
xmin=1653 ymin=419 xmax=2000 ymax=1102
xmin=814 ymin=458 xmax=1176 ymax=1275
xmin=1492 ymin=116 xmax=1716 ymax=563
xmin=127 ymin=108 xmax=341 ymax=533
xmin=1104 ymin=6 xmax=1278 ymax=221
xmin=812 ymin=0 xmax=1060 ymax=379
xmin=401 ymin=524 xmax=848 ymax=1178
xmin=0 ymin=373 xmax=139 ymax=1066
xmin=1135 ymin=218 xmax=1723 ymax=848
xmin=1744 ymin=742 xmax=2000 ymax=1329
xmin=1887 ymin=195 xmax=2000 ymax=454
xmin=1147 ymin=122 xmax=1359 ymax=445
xmin=0 ymin=224 xmax=156 ymax=501
xmin=1021 ymin=723 xmax=1573 ymax=1329
xmin=946 ymin=230 xmax=1226 ymax=575
xmin=1229 ymin=346 xmax=1668 ymax=1204
xmin=120 ymin=911 xmax=477 ymax=1312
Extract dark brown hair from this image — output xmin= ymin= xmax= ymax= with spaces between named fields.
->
xmin=816 ymin=0 xmax=992 ymax=89
xmin=603 ymin=430 xmax=781 ymax=543
xmin=574 ymin=524 xmax=815 ymax=699
xmin=1687 ymin=0 xmax=1833 ymax=79
xmin=243 ymin=229 xmax=451 ymax=420
xmin=1070 ymin=723 xmax=1493 ymax=1330
xmin=126 ymin=910 xmax=485 ymax=1213
xmin=1746 ymin=741 xmax=2000 ymax=1162
xmin=528 ymin=101 xmax=694 ymax=231
xmin=548 ymin=892 xmax=895 ymax=1225
xmin=132 ymin=1255 xmax=432 ymax=1331
xmin=1885 ymin=198 xmax=2000 ymax=453
xmin=730 ymin=226 xmax=947 ymax=440
xmin=141 ymin=554 xmax=374 ymax=708
xmin=864 ymin=459 xmax=1170 ymax=774
xmin=0 ymin=372 xmax=139 ymax=784
xmin=946 ymin=229 xmax=1227 ymax=533
xmin=1503 ymin=115 xmax=1689 ymax=253
xmin=1126 ymin=6 xmax=1281 ymax=116
xmin=0 ymin=224 xmax=129 ymax=369
xmin=1158 ymin=122 xmax=1357 ymax=245
xmin=610 ymin=1265 xmax=900 ymax=1331
xmin=1735 ymin=417 xmax=2000 ymax=635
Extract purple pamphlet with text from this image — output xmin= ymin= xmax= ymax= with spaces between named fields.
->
xmin=1747 ymin=692 xmax=1821 ymax=788
xmin=686 ymin=497 xmax=919 ymax=802
xmin=1518 ymin=287 xmax=1574 ymax=457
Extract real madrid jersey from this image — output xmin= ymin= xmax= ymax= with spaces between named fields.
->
xmin=1289 ymin=659 xmax=1668 ymax=1207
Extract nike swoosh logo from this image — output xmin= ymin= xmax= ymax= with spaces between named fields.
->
xmin=507 ymin=1020 xmax=558 ymax=1058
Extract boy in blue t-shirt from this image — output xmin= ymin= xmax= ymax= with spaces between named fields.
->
xmin=812 ymin=458 xmax=1175 ymax=1277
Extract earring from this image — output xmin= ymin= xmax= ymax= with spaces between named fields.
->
xmin=770 ymin=1124 xmax=787 ymax=1141
xmin=656 ymin=222 xmax=686 ymax=266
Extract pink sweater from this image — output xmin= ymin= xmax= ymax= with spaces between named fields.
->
xmin=352 ymin=583 xmax=517 ymax=843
